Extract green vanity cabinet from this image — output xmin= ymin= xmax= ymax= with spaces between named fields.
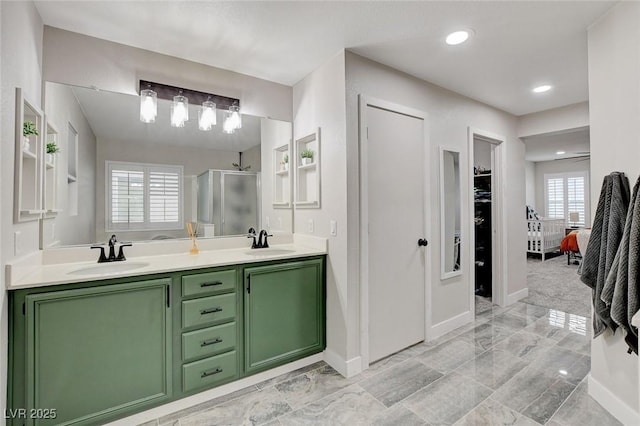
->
xmin=13 ymin=278 xmax=172 ymax=426
xmin=243 ymin=257 xmax=325 ymax=375
xmin=8 ymin=255 xmax=325 ymax=425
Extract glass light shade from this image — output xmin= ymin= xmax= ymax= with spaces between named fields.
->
xmin=139 ymin=89 xmax=157 ymax=123
xmin=171 ymin=94 xmax=189 ymax=127
xmin=229 ymin=104 xmax=242 ymax=130
xmin=198 ymin=101 xmax=217 ymax=131
xmin=223 ymin=111 xmax=235 ymax=134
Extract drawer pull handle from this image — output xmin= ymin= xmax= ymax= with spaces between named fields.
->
xmin=201 ymin=367 xmax=223 ymax=378
xmin=201 ymin=337 xmax=223 ymax=347
xmin=200 ymin=307 xmax=223 ymax=315
xmin=200 ymin=281 xmax=223 ymax=288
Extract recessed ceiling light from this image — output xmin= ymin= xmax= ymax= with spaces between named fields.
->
xmin=446 ymin=30 xmax=470 ymax=45
xmin=556 ymin=151 xmax=566 ymax=155
xmin=533 ymin=85 xmax=552 ymax=93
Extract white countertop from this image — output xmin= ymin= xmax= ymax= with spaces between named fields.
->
xmin=6 ymin=234 xmax=327 ymax=290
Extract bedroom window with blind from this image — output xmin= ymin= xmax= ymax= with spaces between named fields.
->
xmin=107 ymin=161 xmax=183 ymax=231
xmin=544 ymin=171 xmax=589 ymax=226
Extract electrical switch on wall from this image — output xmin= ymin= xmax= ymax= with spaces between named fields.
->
xmin=330 ymin=220 xmax=337 ymax=236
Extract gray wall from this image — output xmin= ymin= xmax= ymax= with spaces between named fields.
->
xmin=588 ymin=1 xmax=640 ymax=420
xmin=0 ymin=0 xmax=44 ymax=413
xmin=43 ymin=27 xmax=293 ymax=122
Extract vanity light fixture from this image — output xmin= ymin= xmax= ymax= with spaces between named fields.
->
xmin=171 ymin=92 xmax=189 ymax=127
xmin=198 ymin=99 xmax=217 ymax=131
xmin=533 ymin=84 xmax=552 ymax=93
xmin=445 ymin=30 xmax=470 ymax=45
xmin=139 ymin=85 xmax=157 ymax=123
xmin=138 ymin=80 xmax=240 ymax=130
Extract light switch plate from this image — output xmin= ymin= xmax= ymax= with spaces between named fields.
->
xmin=308 ymin=219 xmax=314 ymax=233
xmin=330 ymin=220 xmax=337 ymax=236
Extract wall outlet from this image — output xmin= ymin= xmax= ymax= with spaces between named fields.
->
xmin=265 ymin=216 xmax=270 ymax=229
xmin=308 ymin=219 xmax=314 ymax=233
xmin=14 ymin=231 xmax=21 ymax=256
xmin=330 ymin=220 xmax=337 ymax=236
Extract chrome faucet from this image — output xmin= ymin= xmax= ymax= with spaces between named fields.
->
xmin=91 ymin=235 xmax=132 ymax=263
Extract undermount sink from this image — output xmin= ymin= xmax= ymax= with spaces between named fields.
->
xmin=244 ymin=248 xmax=296 ymax=256
xmin=69 ymin=262 xmax=150 ymax=276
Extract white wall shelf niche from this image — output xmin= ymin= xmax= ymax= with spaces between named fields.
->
xmin=43 ymin=120 xmax=60 ymax=218
xmin=272 ymin=143 xmax=292 ymax=208
xmin=294 ymin=128 xmax=321 ymax=209
xmin=14 ymin=88 xmax=45 ymax=223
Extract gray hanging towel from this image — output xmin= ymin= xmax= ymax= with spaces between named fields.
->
xmin=581 ymin=172 xmax=630 ymax=337
xmin=604 ymin=176 xmax=640 ymax=354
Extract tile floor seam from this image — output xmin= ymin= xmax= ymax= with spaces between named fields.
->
xmin=516 ymin=377 xmax=575 ymax=425
xmin=543 ymin=382 xmax=583 ymax=426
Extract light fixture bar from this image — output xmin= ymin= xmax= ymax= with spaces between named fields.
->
xmin=139 ymin=80 xmax=240 ymax=111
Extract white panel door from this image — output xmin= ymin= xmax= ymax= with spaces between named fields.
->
xmin=367 ymin=104 xmax=427 ymax=362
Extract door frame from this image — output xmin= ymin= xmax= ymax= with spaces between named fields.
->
xmin=358 ymin=95 xmax=430 ymax=370
xmin=467 ymin=127 xmax=508 ymax=309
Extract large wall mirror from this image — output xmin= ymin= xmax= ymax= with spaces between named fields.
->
xmin=440 ymin=147 xmax=462 ymax=279
xmin=40 ymin=81 xmax=293 ymax=248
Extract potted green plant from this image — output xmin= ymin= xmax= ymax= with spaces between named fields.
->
xmin=22 ymin=121 xmax=38 ymax=152
xmin=46 ymin=142 xmax=60 ymax=164
xmin=281 ymin=153 xmax=289 ymax=171
xmin=300 ymin=148 xmax=314 ymax=165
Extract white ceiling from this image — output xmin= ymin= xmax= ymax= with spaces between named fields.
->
xmin=34 ymin=1 xmax=616 ymax=116
xmin=523 ymin=127 xmax=590 ymax=162
xmin=67 ymin=84 xmax=261 ymax=152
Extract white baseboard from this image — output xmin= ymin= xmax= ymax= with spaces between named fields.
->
xmin=427 ymin=310 xmax=473 ymax=341
xmin=323 ymin=348 xmax=362 ymax=378
xmin=106 ymin=353 xmax=323 ymax=425
xmin=588 ymin=374 xmax=640 ymax=426
xmin=507 ymin=288 xmax=529 ymax=305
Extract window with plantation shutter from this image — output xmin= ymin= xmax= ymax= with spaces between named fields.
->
xmin=107 ymin=161 xmax=183 ymax=231
xmin=544 ymin=171 xmax=589 ymax=227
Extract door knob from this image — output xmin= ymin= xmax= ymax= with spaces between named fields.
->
xmin=418 ymin=238 xmax=429 ymax=247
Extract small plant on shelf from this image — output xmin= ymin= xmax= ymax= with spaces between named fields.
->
xmin=300 ymin=148 xmax=314 ymax=165
xmin=46 ymin=142 xmax=60 ymax=154
xmin=280 ymin=153 xmax=289 ymax=171
xmin=23 ymin=121 xmax=38 ymax=137
xmin=22 ymin=121 xmax=38 ymax=152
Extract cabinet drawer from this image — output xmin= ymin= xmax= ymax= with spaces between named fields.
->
xmin=183 ymin=351 xmax=237 ymax=393
xmin=182 ymin=322 xmax=236 ymax=362
xmin=182 ymin=269 xmax=236 ymax=297
xmin=182 ymin=293 xmax=236 ymax=329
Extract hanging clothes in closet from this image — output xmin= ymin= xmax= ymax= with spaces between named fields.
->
xmin=580 ymin=172 xmax=630 ymax=337
xmin=602 ymin=175 xmax=640 ymax=354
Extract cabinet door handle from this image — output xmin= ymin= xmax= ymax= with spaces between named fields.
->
xmin=200 ymin=307 xmax=222 ymax=315
xmin=201 ymin=367 xmax=222 ymax=378
xmin=200 ymin=281 xmax=223 ymax=288
xmin=247 ymin=275 xmax=251 ymax=294
xmin=201 ymin=337 xmax=222 ymax=347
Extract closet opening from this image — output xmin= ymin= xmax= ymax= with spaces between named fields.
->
xmin=473 ymin=138 xmax=494 ymax=302
xmin=468 ymin=127 xmax=507 ymax=315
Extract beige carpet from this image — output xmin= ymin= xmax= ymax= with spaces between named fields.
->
xmin=523 ymin=254 xmax=592 ymax=318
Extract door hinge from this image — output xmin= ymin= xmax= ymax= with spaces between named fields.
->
xmin=247 ymin=275 xmax=251 ymax=294
xmin=166 ymin=286 xmax=171 ymax=308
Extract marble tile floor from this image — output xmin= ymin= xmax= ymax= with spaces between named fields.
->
xmin=140 ymin=301 xmax=620 ymax=426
